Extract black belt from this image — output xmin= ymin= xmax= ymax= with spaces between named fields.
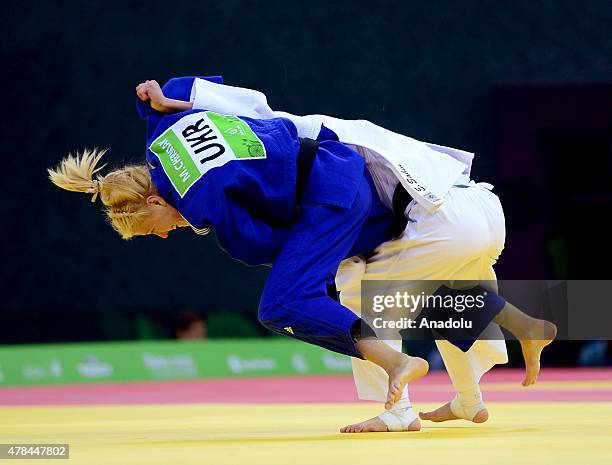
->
xmin=392 ymin=182 xmax=413 ymax=217
xmin=295 ymin=137 xmax=320 ymax=205
xmin=388 ymin=182 xmax=413 ymax=238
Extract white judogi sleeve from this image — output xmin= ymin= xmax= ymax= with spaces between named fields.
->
xmin=190 ymin=78 xmax=322 ymax=138
xmin=190 ymin=78 xmax=276 ymax=119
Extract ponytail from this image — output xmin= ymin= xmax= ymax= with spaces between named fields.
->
xmin=47 ymin=148 xmax=107 ymax=202
xmin=48 ymin=149 xmax=157 ymax=239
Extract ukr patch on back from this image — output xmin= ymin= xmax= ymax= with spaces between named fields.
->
xmin=149 ymin=111 xmax=267 ymax=197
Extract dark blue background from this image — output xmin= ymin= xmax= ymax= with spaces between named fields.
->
xmin=2 ymin=0 xmax=611 ymax=350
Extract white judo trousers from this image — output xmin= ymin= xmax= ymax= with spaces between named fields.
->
xmin=187 ymin=77 xmax=509 ymax=413
xmin=336 ymin=180 xmax=508 ymax=406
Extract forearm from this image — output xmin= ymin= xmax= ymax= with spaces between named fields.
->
xmin=154 ymin=97 xmax=194 ymax=114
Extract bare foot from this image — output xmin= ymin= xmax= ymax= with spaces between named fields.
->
xmin=520 ymin=320 xmax=557 ymax=386
xmin=340 ymin=416 xmax=421 ymax=433
xmin=419 ymin=402 xmax=489 ymax=423
xmin=385 ymin=355 xmax=429 ymax=410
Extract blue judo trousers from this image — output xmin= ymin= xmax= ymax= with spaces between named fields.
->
xmin=137 ymin=76 xmax=401 ymax=359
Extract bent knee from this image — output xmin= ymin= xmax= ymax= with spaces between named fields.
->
xmin=258 ymin=300 xmax=282 ymax=333
xmin=258 ymin=298 xmax=299 ymax=336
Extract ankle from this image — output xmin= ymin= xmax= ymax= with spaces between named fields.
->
xmin=524 ymin=319 xmax=557 ymax=341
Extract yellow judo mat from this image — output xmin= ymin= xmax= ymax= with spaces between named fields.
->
xmin=2 ymin=402 xmax=611 ymax=465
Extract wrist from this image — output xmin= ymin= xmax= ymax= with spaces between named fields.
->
xmin=154 ymin=97 xmax=172 ymax=113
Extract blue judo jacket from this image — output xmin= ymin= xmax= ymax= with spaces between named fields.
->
xmin=137 ymin=76 xmax=400 ymax=358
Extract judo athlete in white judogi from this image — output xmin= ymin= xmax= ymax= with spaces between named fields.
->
xmin=134 ymin=76 xmax=556 ymax=433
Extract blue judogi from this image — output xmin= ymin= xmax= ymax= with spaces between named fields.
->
xmin=137 ymin=76 xmax=400 ymax=358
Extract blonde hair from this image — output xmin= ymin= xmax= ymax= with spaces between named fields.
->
xmin=48 ymin=148 xmax=156 ymax=240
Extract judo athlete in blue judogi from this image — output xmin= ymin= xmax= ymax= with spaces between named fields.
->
xmin=129 ymin=78 xmax=435 ymax=432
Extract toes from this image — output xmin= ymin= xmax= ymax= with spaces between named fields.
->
xmin=340 ymin=424 xmax=361 ymax=433
xmin=523 ymin=371 xmax=538 ymax=386
xmin=385 ymin=390 xmax=398 ymax=409
xmin=387 ymin=383 xmax=401 ymax=406
xmin=418 ymin=411 xmax=431 ymax=420
xmin=472 ymin=409 xmax=489 ymax=423
xmin=385 ymin=395 xmax=398 ymax=409
xmin=408 ymin=418 xmax=422 ymax=431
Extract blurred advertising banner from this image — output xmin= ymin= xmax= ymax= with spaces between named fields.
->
xmin=0 ymin=339 xmax=351 ymax=386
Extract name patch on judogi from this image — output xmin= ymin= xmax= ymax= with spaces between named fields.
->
xmin=149 ymin=111 xmax=266 ymax=197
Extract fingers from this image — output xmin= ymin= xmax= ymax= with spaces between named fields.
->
xmin=135 ymin=80 xmax=160 ymax=102
xmin=136 ymin=89 xmax=149 ymax=102
xmin=136 ymin=80 xmax=159 ymax=89
xmin=136 ymin=82 xmax=149 ymax=102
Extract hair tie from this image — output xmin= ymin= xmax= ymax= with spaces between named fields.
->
xmin=88 ymin=179 xmax=102 ymax=203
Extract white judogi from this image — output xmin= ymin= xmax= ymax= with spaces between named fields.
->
xmin=336 ymin=180 xmax=507 ymax=404
xmin=189 ymin=78 xmax=508 ymax=415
